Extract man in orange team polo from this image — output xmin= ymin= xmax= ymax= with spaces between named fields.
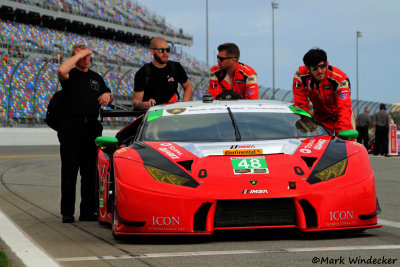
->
xmin=209 ymin=43 xmax=258 ymax=100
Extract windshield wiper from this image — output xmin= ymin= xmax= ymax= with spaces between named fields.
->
xmin=227 ymin=107 xmax=241 ymax=141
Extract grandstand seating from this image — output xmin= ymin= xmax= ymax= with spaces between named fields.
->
xmin=7 ymin=0 xmax=192 ymax=40
xmin=0 ymin=19 xmax=208 ymax=125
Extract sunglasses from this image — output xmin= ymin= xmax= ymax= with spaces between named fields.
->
xmin=309 ymin=63 xmax=327 ymax=71
xmin=217 ymin=56 xmax=236 ymax=62
xmin=151 ymin=47 xmax=170 ymax=53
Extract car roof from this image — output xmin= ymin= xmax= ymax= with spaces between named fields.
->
xmin=148 ymin=99 xmax=292 ymax=112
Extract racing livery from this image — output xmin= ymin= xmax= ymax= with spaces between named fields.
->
xmin=209 ymin=63 xmax=258 ymax=100
xmin=96 ymin=100 xmax=380 ymax=238
xmin=292 ymin=65 xmax=355 ymax=134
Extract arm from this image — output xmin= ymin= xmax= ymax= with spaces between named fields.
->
xmin=133 ymin=91 xmax=155 ymax=110
xmin=181 ymin=80 xmax=193 ymax=101
xmin=98 ymin=92 xmax=113 ymax=107
xmin=57 ymin=49 xmax=92 ymax=80
xmin=292 ymin=70 xmax=310 ymax=113
xmin=335 ymin=80 xmax=355 ymax=132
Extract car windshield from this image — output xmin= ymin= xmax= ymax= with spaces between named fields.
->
xmin=140 ymin=109 xmax=330 ymax=142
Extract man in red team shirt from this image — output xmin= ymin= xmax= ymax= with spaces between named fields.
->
xmin=209 ymin=43 xmax=258 ymax=100
xmin=292 ymin=48 xmax=355 ymax=135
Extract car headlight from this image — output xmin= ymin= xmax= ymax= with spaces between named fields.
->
xmin=314 ymin=159 xmax=347 ymax=181
xmin=145 ymin=165 xmax=189 ymax=186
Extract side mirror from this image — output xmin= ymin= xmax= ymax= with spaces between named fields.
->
xmin=338 ymin=129 xmax=359 ymax=140
xmin=95 ymin=136 xmax=118 ymax=148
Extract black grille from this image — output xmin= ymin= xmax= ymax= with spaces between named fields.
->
xmin=214 ymin=198 xmax=296 ymax=227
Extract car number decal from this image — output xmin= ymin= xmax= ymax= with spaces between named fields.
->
xmin=231 ymin=157 xmax=269 ymax=175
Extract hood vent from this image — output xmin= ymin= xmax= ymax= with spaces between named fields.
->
xmin=177 ymin=160 xmax=193 ymax=173
xmin=301 ymin=157 xmax=317 ymax=169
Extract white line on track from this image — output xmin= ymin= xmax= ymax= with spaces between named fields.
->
xmin=379 ymin=219 xmax=400 ymax=229
xmin=0 ymin=209 xmax=59 ymax=267
xmin=55 ymin=245 xmax=400 ymax=262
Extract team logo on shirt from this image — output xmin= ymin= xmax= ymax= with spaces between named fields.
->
xmin=90 ymin=79 xmax=100 ymax=91
xmin=167 ymin=76 xmax=175 ymax=82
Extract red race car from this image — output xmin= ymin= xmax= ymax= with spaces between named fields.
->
xmin=96 ymin=98 xmax=381 ymax=239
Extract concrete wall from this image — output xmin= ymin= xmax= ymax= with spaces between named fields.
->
xmin=0 ymin=128 xmax=118 ymax=146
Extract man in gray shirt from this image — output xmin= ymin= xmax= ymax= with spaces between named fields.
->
xmin=373 ymin=104 xmax=390 ymax=156
xmin=356 ymin=107 xmax=371 ymax=151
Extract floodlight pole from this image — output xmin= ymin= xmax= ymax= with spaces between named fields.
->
xmin=271 ymin=2 xmax=278 ymax=98
xmin=206 ymin=0 xmax=209 ymax=67
xmin=356 ymin=31 xmax=362 ymax=116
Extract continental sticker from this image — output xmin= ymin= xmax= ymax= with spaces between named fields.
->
xmin=231 ymin=156 xmax=269 ymax=175
xmin=223 ymin=149 xmax=263 ymax=156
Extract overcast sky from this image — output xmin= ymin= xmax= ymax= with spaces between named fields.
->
xmin=142 ymin=0 xmax=399 ymax=104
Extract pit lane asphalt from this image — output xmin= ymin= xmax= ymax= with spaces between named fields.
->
xmin=0 ymin=145 xmax=399 ymax=267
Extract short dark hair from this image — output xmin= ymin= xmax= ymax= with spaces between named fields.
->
xmin=303 ymin=48 xmax=327 ymax=67
xmin=218 ymin=43 xmax=240 ymax=59
xmin=380 ymin=103 xmax=386 ymax=110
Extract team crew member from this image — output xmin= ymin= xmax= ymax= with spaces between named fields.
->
xmin=292 ymin=48 xmax=355 ymax=135
xmin=57 ymin=43 xmax=113 ymax=223
xmin=133 ymin=37 xmax=193 ymax=110
xmin=373 ymin=104 xmax=390 ymax=156
xmin=209 ymin=43 xmax=258 ymax=100
xmin=356 ymin=106 xmax=372 ymax=151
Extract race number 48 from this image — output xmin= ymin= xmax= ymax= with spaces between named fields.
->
xmin=231 ymin=157 xmax=267 ymax=169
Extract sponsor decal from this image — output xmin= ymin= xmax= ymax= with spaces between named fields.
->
xmin=235 ymin=169 xmax=251 ymax=174
xmin=247 ymin=77 xmax=255 ymax=82
xmin=224 ymin=149 xmax=263 ymax=156
xmin=231 ymin=157 xmax=269 ymax=175
xmin=304 ymin=139 xmax=316 ymax=149
xmin=148 ymin=217 xmax=185 ymax=231
xmin=329 ymin=210 xmax=354 ymax=221
xmin=152 ymin=216 xmax=180 ymax=226
xmin=230 ymin=145 xmax=256 ymax=149
xmin=242 ymin=189 xmax=268 ymax=194
xmin=160 ymin=143 xmax=183 ymax=156
xmin=339 ymin=81 xmax=348 ymax=87
xmin=158 ymin=147 xmax=180 ymax=159
xmin=166 ymin=108 xmax=187 ymax=115
xmin=99 ymin=198 xmax=104 ymax=208
xmin=247 ymin=89 xmax=253 ymax=95
xmin=250 ymin=180 xmax=258 ymax=186
xmin=295 ymin=81 xmax=302 ymax=88
xmin=326 ymin=210 xmax=356 ymax=227
xmin=235 ymin=79 xmax=244 ymax=84
xmin=323 ymin=85 xmax=331 ymax=89
xmin=314 ymin=139 xmax=327 ymax=150
xmin=299 ymin=148 xmax=312 ymax=154
xmin=339 ymin=91 xmax=349 ymax=100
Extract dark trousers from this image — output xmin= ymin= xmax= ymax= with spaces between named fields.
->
xmin=374 ymin=125 xmax=389 ymax=156
xmin=58 ymin=120 xmax=102 ymax=216
xmin=356 ymin=126 xmax=369 ymax=151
